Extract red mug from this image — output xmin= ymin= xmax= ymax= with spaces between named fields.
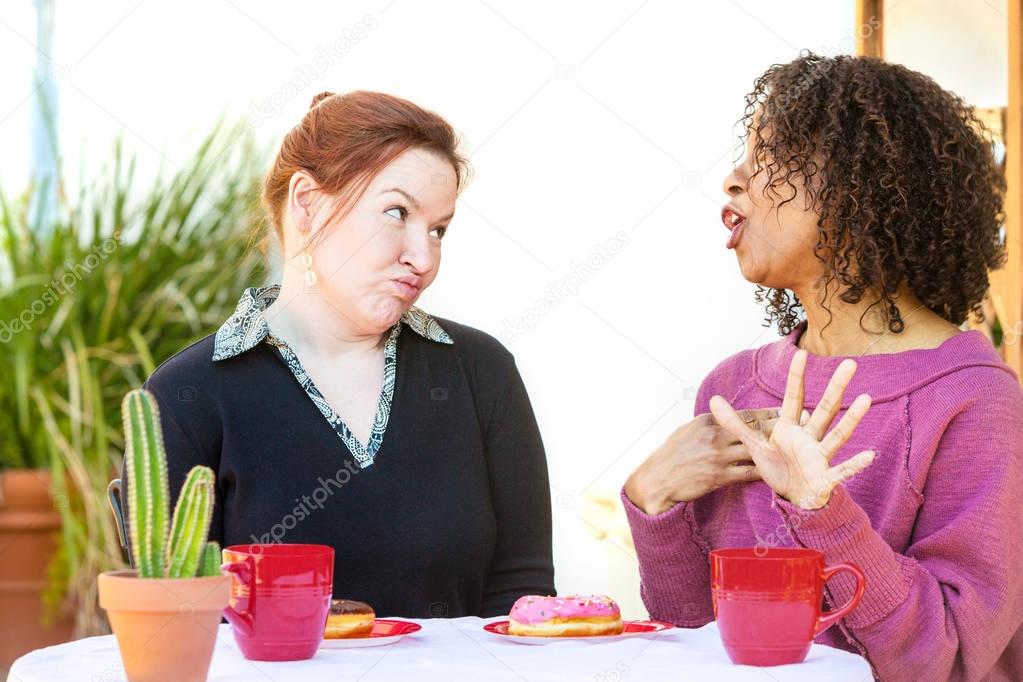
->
xmin=221 ymin=543 xmax=334 ymax=661
xmin=710 ymin=547 xmax=865 ymax=666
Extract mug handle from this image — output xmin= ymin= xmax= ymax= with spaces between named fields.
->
xmin=220 ymin=559 xmax=252 ymax=585
xmin=813 ymin=561 xmax=866 ymax=637
xmin=220 ymin=558 xmax=255 ymax=633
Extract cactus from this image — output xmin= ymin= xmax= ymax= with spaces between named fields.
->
xmin=123 ymin=389 xmax=170 ymax=578
xmin=121 ymin=388 xmax=221 ymax=579
xmin=166 ymin=467 xmax=216 ymax=578
xmin=198 ymin=541 xmax=222 ymax=577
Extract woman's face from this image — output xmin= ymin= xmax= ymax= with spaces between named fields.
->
xmin=290 ymin=148 xmax=458 ymax=335
xmin=720 ymin=128 xmax=824 ymax=292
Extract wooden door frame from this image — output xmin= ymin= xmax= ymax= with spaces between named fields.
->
xmin=1005 ymin=0 xmax=1023 ymax=378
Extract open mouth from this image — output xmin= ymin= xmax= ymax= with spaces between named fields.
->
xmin=720 ymin=206 xmax=747 ymax=249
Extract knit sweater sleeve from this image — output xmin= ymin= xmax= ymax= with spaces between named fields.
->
xmin=771 ymin=369 xmax=1023 ymax=681
xmin=621 ymin=350 xmax=756 ymax=626
xmin=620 ymin=491 xmax=714 ymax=626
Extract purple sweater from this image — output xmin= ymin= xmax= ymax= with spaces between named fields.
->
xmin=623 ymin=322 xmax=1023 ymax=681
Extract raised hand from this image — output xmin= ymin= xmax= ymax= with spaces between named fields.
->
xmin=708 ymin=349 xmax=876 ymax=510
xmin=624 ymin=407 xmax=799 ymax=516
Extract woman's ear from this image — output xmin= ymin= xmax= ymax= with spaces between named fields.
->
xmin=287 ymin=170 xmax=319 ymax=235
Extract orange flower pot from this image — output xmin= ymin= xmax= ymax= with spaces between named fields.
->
xmin=0 ymin=468 xmax=75 ymax=670
xmin=98 ymin=569 xmax=230 ymax=682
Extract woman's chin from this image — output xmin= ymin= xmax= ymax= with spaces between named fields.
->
xmin=735 ymin=256 xmax=764 ymax=284
xmin=365 ymin=301 xmax=409 ymax=332
xmin=735 ymin=255 xmax=788 ymax=290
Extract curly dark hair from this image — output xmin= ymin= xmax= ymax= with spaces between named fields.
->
xmin=738 ymin=51 xmax=1006 ymax=336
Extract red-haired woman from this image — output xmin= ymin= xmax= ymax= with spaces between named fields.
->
xmin=121 ymin=91 xmax=555 ymax=618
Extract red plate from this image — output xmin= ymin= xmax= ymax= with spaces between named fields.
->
xmin=483 ymin=619 xmax=675 ymax=645
xmin=320 ymin=618 xmax=422 ymax=649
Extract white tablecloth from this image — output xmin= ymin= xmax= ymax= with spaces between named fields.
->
xmin=8 ymin=617 xmax=872 ymax=681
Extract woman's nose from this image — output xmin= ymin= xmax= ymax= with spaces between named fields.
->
xmin=400 ymin=231 xmax=435 ymax=274
xmin=722 ymin=166 xmax=744 ymax=197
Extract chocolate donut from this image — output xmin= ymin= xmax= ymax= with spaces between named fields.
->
xmin=324 ymin=599 xmax=376 ymax=638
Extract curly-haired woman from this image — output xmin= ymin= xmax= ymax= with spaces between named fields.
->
xmin=623 ymin=54 xmax=1022 ymax=680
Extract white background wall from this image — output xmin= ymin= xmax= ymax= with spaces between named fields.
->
xmin=884 ymin=0 xmax=1008 ymax=109
xmin=2 ymin=0 xmax=1006 ymax=618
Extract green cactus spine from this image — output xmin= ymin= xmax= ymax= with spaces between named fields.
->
xmin=198 ymin=541 xmax=222 ymax=577
xmin=121 ymin=388 xmax=221 ymax=579
xmin=122 ymin=389 xmax=170 ymax=578
xmin=166 ymin=467 xmax=215 ymax=578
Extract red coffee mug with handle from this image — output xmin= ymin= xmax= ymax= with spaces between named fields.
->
xmin=710 ymin=547 xmax=865 ymax=666
xmin=221 ymin=543 xmax=334 ymax=661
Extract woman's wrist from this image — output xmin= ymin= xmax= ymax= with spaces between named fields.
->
xmin=624 ymin=469 xmax=674 ymax=516
xmin=782 ymin=485 xmax=833 ymax=511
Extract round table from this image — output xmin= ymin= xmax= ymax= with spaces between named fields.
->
xmin=9 ymin=617 xmax=872 ymax=681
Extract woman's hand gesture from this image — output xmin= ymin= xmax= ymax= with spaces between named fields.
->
xmin=623 ymin=407 xmax=798 ymax=516
xmin=708 ymin=349 xmax=876 ymax=510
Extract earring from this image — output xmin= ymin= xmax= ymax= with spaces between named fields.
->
xmin=301 ymin=249 xmax=317 ymax=288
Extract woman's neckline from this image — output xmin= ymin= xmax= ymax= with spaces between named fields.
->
xmin=752 ymin=320 xmax=1004 ymax=407
xmin=791 ymin=319 xmax=967 ymax=359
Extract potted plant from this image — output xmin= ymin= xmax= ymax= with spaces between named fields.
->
xmin=0 ymin=123 xmax=268 ymax=648
xmin=97 ymin=388 xmax=229 ymax=682
xmin=0 ymin=467 xmax=75 ymax=669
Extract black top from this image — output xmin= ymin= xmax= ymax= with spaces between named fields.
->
xmin=121 ymin=285 xmax=555 ymax=618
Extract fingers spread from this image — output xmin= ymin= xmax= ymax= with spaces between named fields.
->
xmin=781 ymin=350 xmax=808 ymax=423
xmin=806 ymin=358 xmax=858 ymax=439
xmin=827 ymin=450 xmax=876 ymax=485
xmin=821 ymin=393 xmax=872 ymax=460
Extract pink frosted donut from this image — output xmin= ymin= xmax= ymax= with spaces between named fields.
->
xmin=508 ymin=594 xmax=624 ymax=636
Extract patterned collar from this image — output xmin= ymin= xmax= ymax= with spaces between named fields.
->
xmin=211 ymin=284 xmax=453 ymax=468
xmin=212 ymin=284 xmax=453 ymax=362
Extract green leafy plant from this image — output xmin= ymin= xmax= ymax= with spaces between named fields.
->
xmin=0 ymin=122 xmax=269 ymax=633
xmin=122 ymin=389 xmax=221 ymax=578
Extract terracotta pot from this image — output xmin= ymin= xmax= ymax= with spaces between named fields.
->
xmin=0 ymin=468 xmax=75 ymax=670
xmin=98 ymin=569 xmax=231 ymax=682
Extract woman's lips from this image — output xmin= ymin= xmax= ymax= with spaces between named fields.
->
xmin=721 ymin=206 xmax=747 ymax=250
xmin=393 ymin=276 xmax=422 ymax=301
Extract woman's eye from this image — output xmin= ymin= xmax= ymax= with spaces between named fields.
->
xmin=385 ymin=206 xmax=407 ymax=221
xmin=430 ymin=226 xmax=448 ymax=240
